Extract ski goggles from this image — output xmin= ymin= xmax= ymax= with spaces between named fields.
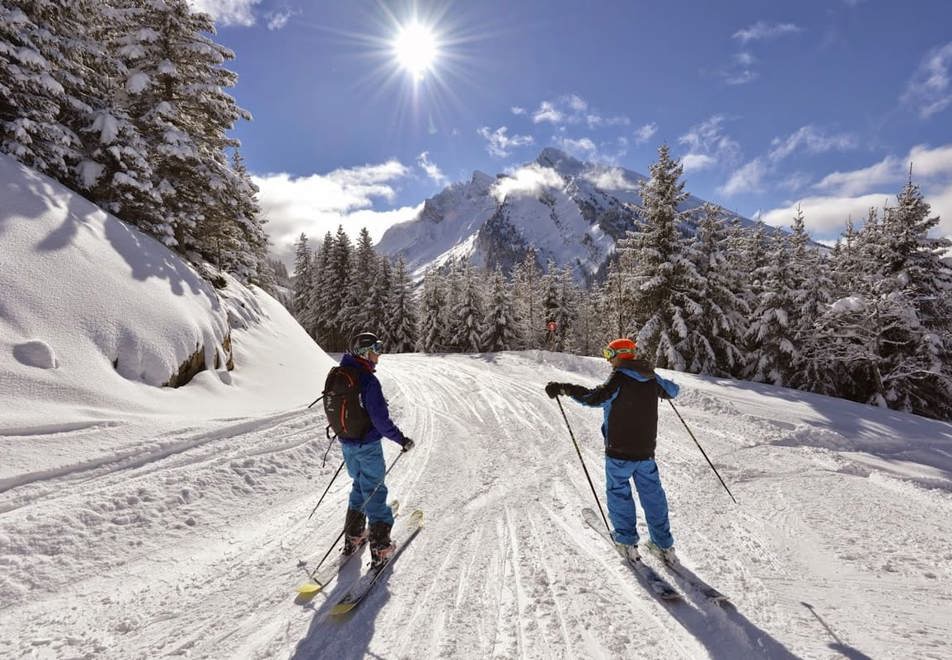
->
xmin=357 ymin=340 xmax=385 ymax=355
xmin=602 ymin=346 xmax=635 ymax=360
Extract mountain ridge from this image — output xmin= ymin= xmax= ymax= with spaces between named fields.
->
xmin=377 ymin=147 xmax=753 ymax=283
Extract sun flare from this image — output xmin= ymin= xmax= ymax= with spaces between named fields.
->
xmin=392 ymin=22 xmax=439 ymax=81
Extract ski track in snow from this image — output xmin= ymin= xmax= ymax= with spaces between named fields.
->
xmin=2 ymin=353 xmax=952 ymax=659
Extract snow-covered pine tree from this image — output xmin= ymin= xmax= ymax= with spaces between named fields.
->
xmin=447 ymin=261 xmax=484 ymax=353
xmin=340 ymin=227 xmax=378 ymax=341
xmin=567 ymin=288 xmax=602 ymax=356
xmin=0 ymin=1 xmax=86 ymax=179
xmin=227 ymin=149 xmax=272 ymax=286
xmin=68 ymin=2 xmax=162 ymax=242
xmin=386 ymin=257 xmax=418 ymax=353
xmin=365 ymin=256 xmax=392 ymax=346
xmin=626 ymin=144 xmax=704 ymax=370
xmin=308 ymin=232 xmax=336 ymax=345
xmin=787 ymin=206 xmax=836 ymax=393
xmin=512 ymin=249 xmax=542 ymax=349
xmin=416 ymin=268 xmax=448 ymax=353
xmin=291 ymin=233 xmax=313 ymax=322
xmin=322 ymin=226 xmax=353 ymax=350
xmin=480 ymin=269 xmax=520 ymax=352
xmin=684 ymin=204 xmax=748 ymax=376
xmin=745 ymin=232 xmax=797 ymax=386
xmin=120 ymin=0 xmax=251 ymax=259
xmin=874 ymin=177 xmax=952 ymax=418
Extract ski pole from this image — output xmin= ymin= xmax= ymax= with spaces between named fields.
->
xmin=306 ymin=393 xmax=326 ymax=409
xmin=307 ymin=460 xmax=345 ymax=520
xmin=666 ymin=400 xmax=738 ymax=504
xmin=555 ymin=395 xmax=612 ymax=539
xmin=306 ymin=452 xmax=404 ymax=581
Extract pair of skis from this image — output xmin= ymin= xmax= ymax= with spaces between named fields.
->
xmin=581 ymin=508 xmax=728 ymax=604
xmin=295 ymin=505 xmax=424 ymax=615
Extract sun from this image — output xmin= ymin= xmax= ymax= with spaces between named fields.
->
xmin=392 ymin=22 xmax=439 ymax=81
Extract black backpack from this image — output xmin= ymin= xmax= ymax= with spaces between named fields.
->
xmin=323 ymin=366 xmax=372 ymax=439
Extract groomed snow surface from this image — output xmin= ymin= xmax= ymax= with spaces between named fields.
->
xmin=3 ymin=348 xmax=952 ymax=659
xmin=2 ymin=152 xmax=952 ymax=658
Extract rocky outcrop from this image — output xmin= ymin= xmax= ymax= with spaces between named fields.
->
xmin=164 ymin=331 xmax=234 ymax=388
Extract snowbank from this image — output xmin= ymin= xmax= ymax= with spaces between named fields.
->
xmin=0 ymin=153 xmax=334 ymax=431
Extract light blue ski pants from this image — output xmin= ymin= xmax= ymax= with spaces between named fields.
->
xmin=341 ymin=440 xmax=394 ymax=525
xmin=605 ymin=457 xmax=674 ymax=548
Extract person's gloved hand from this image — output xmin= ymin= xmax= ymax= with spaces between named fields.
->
xmin=401 ymin=438 xmax=415 ymax=453
xmin=545 ymin=382 xmax=565 ymax=399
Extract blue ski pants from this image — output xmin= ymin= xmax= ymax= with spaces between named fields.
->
xmin=341 ymin=440 xmax=394 ymax=526
xmin=605 ymin=457 xmax=674 ymax=548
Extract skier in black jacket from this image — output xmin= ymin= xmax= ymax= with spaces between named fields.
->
xmin=546 ymin=338 xmax=680 ymax=563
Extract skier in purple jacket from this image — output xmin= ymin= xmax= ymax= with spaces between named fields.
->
xmin=339 ymin=332 xmax=414 ymax=568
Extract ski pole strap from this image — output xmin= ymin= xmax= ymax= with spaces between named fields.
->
xmin=309 ymin=452 xmax=403 ymax=579
xmin=556 ymin=396 xmax=613 ymax=538
xmin=667 ymin=400 xmax=738 ymax=504
xmin=308 ymin=460 xmax=345 ymax=520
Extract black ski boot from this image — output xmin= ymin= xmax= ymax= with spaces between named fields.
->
xmin=369 ymin=521 xmax=395 ymax=570
xmin=342 ymin=509 xmax=367 ymax=556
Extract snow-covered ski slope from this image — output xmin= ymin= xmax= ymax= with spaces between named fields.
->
xmin=3 ymin=349 xmax=951 ymax=659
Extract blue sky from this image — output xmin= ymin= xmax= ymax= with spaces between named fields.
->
xmin=190 ymin=0 xmax=952 ymax=262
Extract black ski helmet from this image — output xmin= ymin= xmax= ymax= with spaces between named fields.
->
xmin=351 ymin=332 xmax=381 ymax=356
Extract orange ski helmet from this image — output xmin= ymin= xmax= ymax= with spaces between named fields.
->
xmin=602 ymin=338 xmax=637 ymax=361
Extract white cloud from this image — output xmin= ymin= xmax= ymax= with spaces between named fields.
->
xmin=813 ymin=155 xmax=900 ymax=196
xmin=266 ymin=9 xmax=295 ymax=30
xmin=187 ymin=0 xmax=261 ymax=26
xmin=721 ymin=51 xmax=759 ymax=85
xmin=634 ymin=122 xmax=658 ymax=145
xmin=678 ymin=115 xmax=742 ymax=169
xmin=477 ymin=126 xmax=534 ymax=158
xmin=719 ymin=158 xmax=768 ymax=196
xmin=682 ymin=153 xmax=717 ymax=172
xmin=768 ymin=125 xmax=857 ymax=162
xmin=531 ymin=94 xmax=629 ymax=129
xmin=732 ymin=21 xmax=802 ymax=44
xmin=492 ymin=164 xmax=565 ymax=203
xmin=583 ymin=167 xmax=637 ymax=192
xmin=901 ymin=42 xmax=952 ymax=119
xmin=554 ymin=136 xmax=598 ymax=160
xmin=253 ymin=160 xmax=416 ymax=266
xmin=759 ymin=193 xmax=894 ymax=235
xmin=812 ymin=144 xmax=952 ymax=197
xmin=417 ymin=151 xmax=448 ymax=186
xmin=511 ymin=106 xmax=526 ymax=115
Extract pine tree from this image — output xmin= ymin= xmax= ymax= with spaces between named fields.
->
xmin=386 ymin=257 xmax=418 ymax=353
xmin=448 ymin=262 xmax=484 ymax=352
xmin=745 ymin=232 xmax=797 ymax=386
xmin=787 ymin=206 xmax=835 ymax=393
xmin=480 ymin=269 xmax=520 ymax=352
xmin=416 ymin=268 xmax=448 ymax=353
xmin=291 ymin=233 xmax=313 ymax=324
xmin=512 ymin=249 xmax=542 ymax=349
xmin=309 ymin=232 xmax=336 ymax=346
xmin=340 ymin=227 xmax=378 ymax=341
xmin=121 ymin=0 xmax=251 ymax=256
xmin=0 ymin=1 xmax=87 ymax=179
xmin=627 ymin=144 xmax=703 ymax=370
xmin=366 ymin=256 xmax=392 ymax=346
xmin=685 ymin=204 xmax=747 ymax=376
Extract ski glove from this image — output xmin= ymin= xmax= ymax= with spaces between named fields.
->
xmin=401 ymin=438 xmax=415 ymax=453
xmin=545 ymin=382 xmax=567 ymax=399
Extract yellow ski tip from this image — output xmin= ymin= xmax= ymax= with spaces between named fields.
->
xmin=296 ymin=581 xmax=324 ymax=596
xmin=331 ymin=602 xmax=357 ymax=615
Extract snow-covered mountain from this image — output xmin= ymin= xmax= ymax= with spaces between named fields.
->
xmin=377 ymin=148 xmax=752 ymax=282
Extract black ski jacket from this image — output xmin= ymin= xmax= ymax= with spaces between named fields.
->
xmin=564 ymin=360 xmax=679 ymax=461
